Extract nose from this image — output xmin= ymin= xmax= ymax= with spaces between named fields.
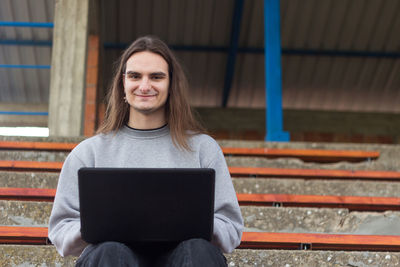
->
xmin=139 ymin=78 xmax=151 ymax=92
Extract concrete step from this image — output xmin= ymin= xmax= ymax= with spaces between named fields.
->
xmin=0 ymin=150 xmax=68 ymax=162
xmin=228 ymin=249 xmax=400 ymax=267
xmin=242 ymin=207 xmax=400 ymax=235
xmin=225 ymin=154 xmax=398 ymax=172
xmin=0 ymin=135 xmax=85 ymax=143
xmin=1 ymin=245 xmax=400 ymax=266
xmin=0 ymin=200 xmax=51 ymax=227
xmin=0 ymin=171 xmax=59 ymax=188
xmin=2 ymin=171 xmax=399 ymax=198
xmin=3 ymin=201 xmax=400 ymax=236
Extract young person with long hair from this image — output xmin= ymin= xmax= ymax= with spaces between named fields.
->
xmin=49 ymin=36 xmax=243 ymax=266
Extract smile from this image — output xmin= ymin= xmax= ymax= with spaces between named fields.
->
xmin=134 ymin=94 xmax=157 ymax=97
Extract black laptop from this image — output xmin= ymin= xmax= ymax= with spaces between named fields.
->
xmin=78 ymin=168 xmax=215 ymax=246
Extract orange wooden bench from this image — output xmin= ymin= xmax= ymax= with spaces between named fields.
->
xmin=1 ymin=187 xmax=399 ymax=211
xmin=229 ymin=166 xmax=400 ymax=181
xmin=2 ymin=226 xmax=400 ymax=251
xmin=0 ymin=140 xmax=380 ymax=163
xmin=237 ymin=193 xmax=400 ymax=211
xmin=222 ymin=147 xmax=380 ymax=163
xmin=1 ymin=161 xmax=399 ymax=181
xmin=0 ymin=161 xmax=63 ymax=172
xmin=0 ymin=226 xmax=49 ymax=245
xmin=240 ymin=232 xmax=400 ymax=251
xmin=0 ymin=187 xmax=56 ymax=202
xmin=0 ymin=141 xmax=77 ymax=151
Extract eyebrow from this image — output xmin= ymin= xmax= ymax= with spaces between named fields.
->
xmin=151 ymin=72 xmax=167 ymax=77
xmin=125 ymin=71 xmax=167 ymax=76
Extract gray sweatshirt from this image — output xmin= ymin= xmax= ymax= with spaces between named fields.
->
xmin=48 ymin=125 xmax=244 ymax=257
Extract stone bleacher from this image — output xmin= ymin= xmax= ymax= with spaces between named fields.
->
xmin=1 ymin=136 xmax=400 ymax=266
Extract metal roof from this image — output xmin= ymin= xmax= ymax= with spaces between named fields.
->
xmin=1 ymin=0 xmax=399 ymax=112
xmin=0 ymin=0 xmax=53 ymax=104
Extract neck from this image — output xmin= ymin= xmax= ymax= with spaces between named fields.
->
xmin=127 ymin=108 xmax=166 ymax=130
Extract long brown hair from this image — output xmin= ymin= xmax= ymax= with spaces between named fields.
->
xmin=97 ymin=36 xmax=205 ymax=150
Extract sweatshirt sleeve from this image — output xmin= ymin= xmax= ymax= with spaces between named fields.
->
xmin=202 ymin=138 xmax=244 ymax=253
xmin=48 ymin=152 xmax=89 ymax=257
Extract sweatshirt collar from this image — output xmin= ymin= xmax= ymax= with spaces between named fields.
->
xmin=119 ymin=124 xmax=170 ymax=139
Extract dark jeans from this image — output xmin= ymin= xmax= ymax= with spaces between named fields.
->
xmin=75 ymin=239 xmax=227 ymax=267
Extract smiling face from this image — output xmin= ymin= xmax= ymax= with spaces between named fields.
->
xmin=123 ymin=51 xmax=170 ymax=119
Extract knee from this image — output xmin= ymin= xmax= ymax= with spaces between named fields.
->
xmin=93 ymin=241 xmax=131 ymax=253
xmin=180 ymin=238 xmax=211 ymax=250
xmin=170 ymin=239 xmax=226 ymax=266
xmin=76 ymin=241 xmax=138 ymax=267
xmin=90 ymin=241 xmax=132 ymax=255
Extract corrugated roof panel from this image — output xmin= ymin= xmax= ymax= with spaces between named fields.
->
xmin=335 ymin=0 xmax=364 ymax=50
xmin=197 ymin=52 xmax=226 ymax=107
xmin=239 ymin=0 xmax=262 ymax=47
xmin=0 ymin=0 xmax=53 ymax=104
xmin=369 ymin=0 xmax=398 ymax=51
xmin=187 ymin=52 xmax=207 ymax=106
xmin=378 ymin=60 xmax=399 ymax=111
xmin=166 ymin=0 xmax=184 ymax=44
xmin=1 ymin=0 xmax=399 ymax=113
xmin=152 ymin=0 xmax=171 ymax=41
xmin=384 ymin=3 xmax=400 ymax=51
xmin=303 ymin=0 xmax=332 ymax=48
xmin=209 ymin=0 xmax=232 ymax=46
xmin=134 ymin=0 xmax=154 ymax=38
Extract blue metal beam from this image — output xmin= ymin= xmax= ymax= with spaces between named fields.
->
xmin=0 ymin=40 xmax=52 ymax=46
xmin=222 ymin=0 xmax=244 ymax=107
xmin=282 ymin=49 xmax=400 ymax=58
xmin=0 ymin=111 xmax=48 ymax=116
xmin=103 ymin=43 xmax=400 ymax=59
xmin=0 ymin=22 xmax=53 ymax=28
xmin=264 ymin=0 xmax=289 ymax=142
xmin=0 ymin=65 xmax=50 ymax=69
xmin=3 ymin=38 xmax=398 ymax=59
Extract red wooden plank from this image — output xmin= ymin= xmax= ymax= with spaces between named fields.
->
xmin=0 ymin=226 xmax=48 ymax=245
xmin=237 ymin=193 xmax=400 ymax=211
xmin=0 ymin=141 xmax=380 ymax=163
xmin=0 ymin=161 xmax=399 ymax=181
xmin=1 ymin=187 xmax=399 ymax=212
xmin=229 ymin=167 xmax=400 ymax=181
xmin=0 ymin=161 xmax=63 ymax=172
xmin=0 ymin=141 xmax=76 ymax=151
xmin=1 ymin=227 xmax=400 ymax=251
xmin=240 ymin=232 xmax=400 ymax=251
xmin=223 ymin=147 xmax=380 ymax=163
xmin=0 ymin=188 xmax=55 ymax=202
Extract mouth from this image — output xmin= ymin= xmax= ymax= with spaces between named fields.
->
xmin=134 ymin=94 xmax=157 ymax=97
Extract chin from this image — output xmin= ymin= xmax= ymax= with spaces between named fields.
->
xmin=133 ymin=106 xmax=156 ymax=114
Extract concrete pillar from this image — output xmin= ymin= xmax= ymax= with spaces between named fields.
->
xmin=48 ymin=0 xmax=90 ymax=136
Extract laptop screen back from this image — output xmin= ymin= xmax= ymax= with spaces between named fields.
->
xmin=78 ymin=168 xmax=215 ymax=245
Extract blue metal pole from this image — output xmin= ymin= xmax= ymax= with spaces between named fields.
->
xmin=0 ymin=22 xmax=53 ymax=28
xmin=0 ymin=64 xmax=50 ymax=69
xmin=222 ymin=0 xmax=244 ymax=107
xmin=264 ymin=0 xmax=289 ymax=141
xmin=0 ymin=111 xmax=48 ymax=116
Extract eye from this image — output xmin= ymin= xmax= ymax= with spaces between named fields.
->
xmin=126 ymin=73 xmax=140 ymax=80
xmin=151 ymin=73 xmax=166 ymax=80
